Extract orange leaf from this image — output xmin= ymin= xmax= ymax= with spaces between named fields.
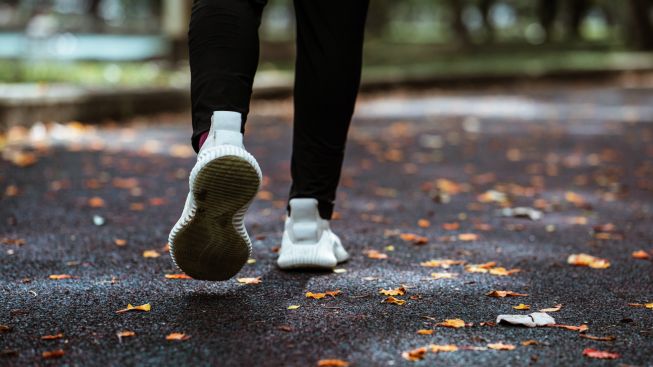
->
xmin=116 ymin=303 xmax=151 ymax=313
xmin=382 ymin=296 xmax=406 ymax=305
xmin=402 ymin=346 xmax=427 ymax=361
xmin=400 ymin=233 xmax=428 ymax=245
xmin=628 ymin=302 xmax=653 ymax=309
xmin=486 ymin=290 xmax=528 ymax=298
xmin=521 ymin=340 xmax=538 ymax=346
xmin=512 ymin=303 xmax=530 ymax=310
xmin=417 ymin=329 xmax=434 ymax=335
xmin=165 ymin=273 xmax=192 ymax=280
xmin=582 ymin=348 xmax=619 ymax=359
xmin=579 ymin=334 xmax=616 ymax=342
xmin=632 ymin=250 xmax=651 ymax=260
xmin=114 ymin=238 xmax=127 ymax=246
xmin=42 ymin=349 xmax=65 ymax=359
xmin=487 ymin=342 xmax=516 ymax=351
xmin=117 ymin=330 xmax=136 ymax=339
xmin=237 ymin=277 xmax=262 ymax=285
xmin=88 ymin=197 xmax=105 ymax=208
xmin=441 ymin=222 xmax=460 ymax=230
xmin=366 ymin=249 xmax=388 ymax=259
xmin=306 ymin=292 xmax=326 ymax=300
xmin=567 ymin=253 xmax=610 ymax=269
xmin=417 ymin=219 xmax=430 ymax=228
xmin=379 ymin=287 xmax=406 ymax=296
xmin=429 ymin=344 xmax=458 ymax=353
xmin=549 ymin=324 xmax=588 ymax=332
xmin=41 ymin=333 xmax=64 ymax=340
xmin=458 ymin=233 xmax=479 ymax=241
xmin=488 ymin=267 xmax=521 ymax=276
xmin=166 ymin=332 xmax=190 ymax=341
xmin=436 ymin=319 xmax=466 ymax=328
xmin=317 ymin=359 xmax=350 ymax=367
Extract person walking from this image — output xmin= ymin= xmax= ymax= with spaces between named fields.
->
xmin=168 ymin=0 xmax=369 ymax=280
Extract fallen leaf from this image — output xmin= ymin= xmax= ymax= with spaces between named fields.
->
xmin=539 ymin=304 xmax=562 ymax=312
xmin=464 ymin=262 xmax=496 ymax=273
xmin=548 ymin=324 xmax=588 ymax=332
xmin=237 ymin=277 xmax=262 ymax=285
xmin=379 ymin=287 xmax=406 ymax=296
xmin=166 ymin=332 xmax=190 ymax=341
xmin=567 ymin=253 xmax=610 ymax=269
xmin=632 ymin=250 xmax=651 ymax=260
xmin=420 ymin=259 xmax=465 ymax=268
xmin=116 ymin=330 xmax=136 ymax=339
xmin=165 ymin=273 xmax=192 ymax=280
xmin=442 ymin=222 xmax=460 ymax=230
xmin=579 ymin=334 xmax=616 ymax=342
xmin=417 ymin=329 xmax=434 ymax=335
xmin=436 ymin=319 xmax=466 ymax=328
xmin=521 ymin=340 xmax=538 ymax=346
xmin=582 ymin=348 xmax=619 ymax=359
xmin=116 ymin=303 xmax=151 ymax=313
xmin=400 ymin=233 xmax=428 ymax=245
xmin=142 ymin=250 xmax=160 ymax=258
xmin=0 ymin=325 xmax=11 ymax=333
xmin=382 ymin=296 xmax=406 ymax=305
xmin=88 ymin=197 xmax=105 ymax=208
xmin=41 ymin=333 xmax=64 ymax=340
xmin=430 ymin=272 xmax=457 ymax=280
xmin=496 ymin=312 xmax=555 ymax=327
xmin=627 ymin=302 xmax=653 ymax=309
xmin=417 ymin=219 xmax=431 ymax=228
xmin=287 ymin=305 xmax=301 ymax=310
xmin=365 ymin=249 xmax=388 ymax=259
xmin=317 ymin=359 xmax=350 ymax=367
xmin=306 ymin=290 xmax=340 ymax=299
xmin=488 ymin=267 xmax=521 ymax=276
xmin=429 ymin=344 xmax=458 ymax=353
xmin=487 ymin=342 xmax=516 ymax=351
xmin=513 ymin=304 xmax=530 ymax=310
xmin=114 ymin=238 xmax=127 ymax=246
xmin=48 ymin=274 xmax=75 ymax=280
xmin=486 ymin=290 xmax=528 ymax=298
xmin=42 ymin=349 xmax=65 ymax=359
xmin=458 ymin=233 xmax=479 ymax=241
xmin=402 ymin=346 xmax=427 ymax=361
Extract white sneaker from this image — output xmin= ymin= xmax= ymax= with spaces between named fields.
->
xmin=277 ymin=198 xmax=349 ymax=269
xmin=169 ymin=111 xmax=262 ymax=280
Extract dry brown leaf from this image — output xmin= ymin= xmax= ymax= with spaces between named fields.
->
xmin=429 ymin=344 xmax=458 ymax=353
xmin=366 ymin=249 xmax=388 ymax=259
xmin=142 ymin=250 xmax=160 ymax=258
xmin=549 ymin=324 xmax=588 ymax=332
xmin=567 ymin=253 xmax=610 ymax=269
xmin=116 ymin=303 xmax=151 ymax=313
xmin=582 ymin=348 xmax=619 ymax=359
xmin=487 ymin=343 xmax=516 ymax=351
xmin=431 ymin=272 xmax=457 ymax=280
xmin=166 ymin=332 xmax=190 ymax=341
xmin=379 ymin=287 xmax=406 ymax=296
xmin=632 ymin=250 xmax=651 ymax=260
xmin=488 ymin=267 xmax=521 ymax=276
xmin=579 ymin=334 xmax=616 ymax=342
xmin=420 ymin=259 xmax=465 ymax=268
xmin=400 ymin=233 xmax=428 ymax=245
xmin=486 ymin=290 xmax=528 ymax=298
xmin=317 ymin=359 xmax=350 ymax=367
xmin=42 ymin=349 xmax=65 ymax=359
xmin=417 ymin=329 xmax=434 ymax=335
xmin=627 ymin=302 xmax=653 ymax=309
xmin=521 ymin=340 xmax=538 ymax=346
xmin=539 ymin=304 xmax=562 ymax=312
xmin=41 ymin=333 xmax=64 ymax=340
xmin=165 ymin=274 xmax=192 ymax=280
xmin=402 ymin=346 xmax=427 ymax=361
xmin=306 ymin=290 xmax=340 ymax=299
xmin=436 ymin=319 xmax=466 ymax=328
xmin=237 ymin=277 xmax=262 ymax=285
xmin=512 ymin=304 xmax=530 ymax=310
xmin=382 ymin=296 xmax=406 ymax=305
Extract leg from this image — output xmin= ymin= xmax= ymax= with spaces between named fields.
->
xmin=188 ymin=0 xmax=267 ymax=152
xmin=289 ymin=0 xmax=370 ymax=219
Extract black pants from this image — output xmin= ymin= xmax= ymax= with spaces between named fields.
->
xmin=189 ymin=0 xmax=369 ymax=219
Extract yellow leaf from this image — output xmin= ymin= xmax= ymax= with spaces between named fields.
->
xmin=487 ymin=342 xmax=516 ymax=350
xmin=382 ymin=296 xmax=406 ymax=305
xmin=165 ymin=332 xmax=190 ymax=341
xmin=317 ymin=359 xmax=350 ymax=367
xmin=431 ymin=272 xmax=457 ymax=280
xmin=513 ymin=303 xmax=530 ymax=310
xmin=116 ymin=303 xmax=151 ymax=313
xmin=247 ymin=258 xmax=257 ymax=264
xmin=417 ymin=329 xmax=434 ymax=335
xmin=486 ymin=290 xmax=528 ymax=298
xmin=458 ymin=233 xmax=479 ymax=241
xmin=49 ymin=274 xmax=75 ymax=280
xmin=436 ymin=319 xmax=466 ymax=328
xmin=237 ymin=277 xmax=262 ymax=285
xmin=429 ymin=344 xmax=458 ymax=353
xmin=567 ymin=253 xmax=610 ymax=269
xmin=287 ymin=305 xmax=301 ymax=310
xmin=379 ymin=287 xmax=406 ymax=296
xmin=142 ymin=250 xmax=160 ymax=258
xmin=489 ymin=267 xmax=521 ymax=276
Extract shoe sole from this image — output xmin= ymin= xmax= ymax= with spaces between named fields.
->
xmin=169 ymin=147 xmax=261 ymax=280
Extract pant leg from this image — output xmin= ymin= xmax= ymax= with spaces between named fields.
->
xmin=289 ymin=0 xmax=369 ymax=219
xmin=188 ymin=0 xmax=267 ymax=152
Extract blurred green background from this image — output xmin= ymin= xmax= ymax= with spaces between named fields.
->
xmin=0 ymin=0 xmax=652 ymax=86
